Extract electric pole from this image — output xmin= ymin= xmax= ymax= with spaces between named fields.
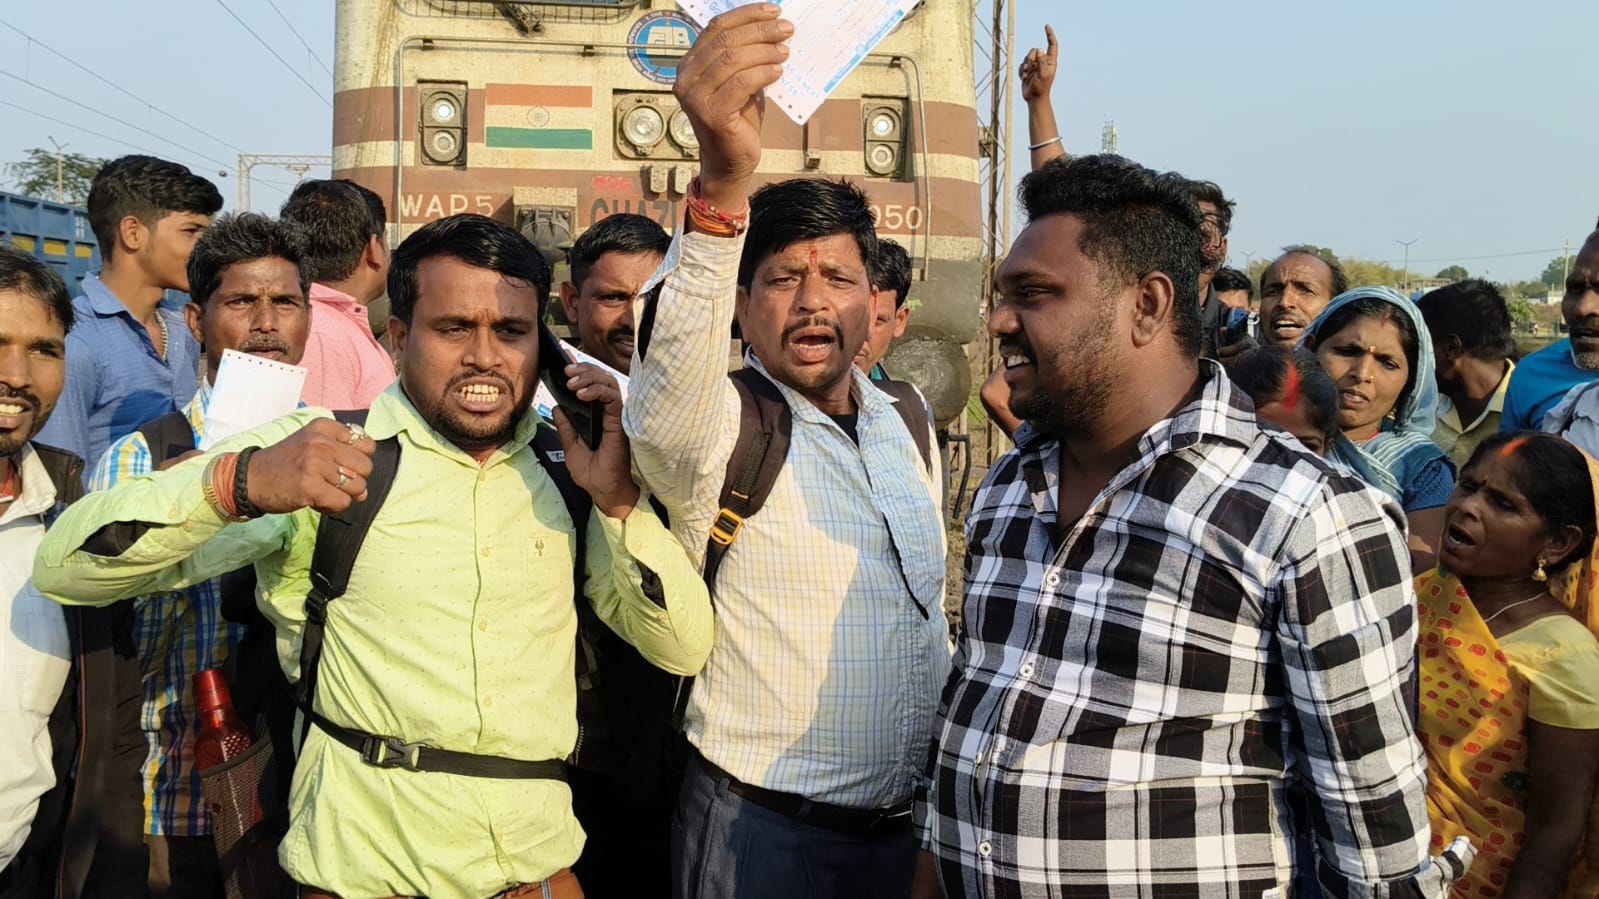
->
xmin=1566 ymin=239 xmax=1573 ymax=287
xmin=1396 ymin=238 xmax=1419 ymax=292
xmin=48 ymin=136 xmax=68 ymax=203
xmin=236 ymin=154 xmax=332 ymax=211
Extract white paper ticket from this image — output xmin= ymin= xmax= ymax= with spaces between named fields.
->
xmin=677 ymin=0 xmax=919 ymax=125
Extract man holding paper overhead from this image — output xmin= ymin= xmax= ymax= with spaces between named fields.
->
xmin=82 ymin=212 xmax=313 ymax=898
xmin=625 ymin=6 xmax=946 ymax=898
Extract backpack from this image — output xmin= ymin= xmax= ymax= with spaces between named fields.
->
xmin=673 ymin=368 xmax=935 ymax=726
xmin=703 ymin=368 xmax=933 ymax=588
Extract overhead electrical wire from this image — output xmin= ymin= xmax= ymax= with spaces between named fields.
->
xmin=213 ymin=0 xmax=333 ymax=107
xmin=264 ymin=0 xmax=335 ymax=78
xmin=0 ymin=17 xmax=316 ymax=190
xmin=0 ymin=17 xmax=249 ymax=157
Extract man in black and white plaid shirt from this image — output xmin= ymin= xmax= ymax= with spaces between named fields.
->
xmin=911 ymin=155 xmax=1470 ymax=898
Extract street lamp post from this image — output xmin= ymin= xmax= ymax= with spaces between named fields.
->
xmin=1396 ymin=239 xmax=1419 ymax=292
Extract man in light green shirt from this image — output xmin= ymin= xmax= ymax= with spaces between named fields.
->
xmin=33 ymin=214 xmax=714 ymax=899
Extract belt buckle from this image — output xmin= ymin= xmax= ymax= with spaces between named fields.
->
xmin=360 ymin=735 xmax=424 ymax=770
xmin=870 ymin=808 xmax=912 ymax=833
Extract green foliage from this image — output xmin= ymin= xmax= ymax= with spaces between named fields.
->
xmin=1541 ymin=255 xmax=1569 ymax=287
xmin=1435 ymin=265 xmax=1469 ymax=281
xmin=1505 ymin=280 xmax=1547 ymax=300
xmin=1507 ymin=298 xmax=1535 ymax=330
xmin=4 ymin=147 xmax=108 ymax=206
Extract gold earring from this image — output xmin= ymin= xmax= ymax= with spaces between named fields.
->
xmin=1533 ymin=558 xmax=1548 ymax=583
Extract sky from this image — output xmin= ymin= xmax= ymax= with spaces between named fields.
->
xmin=0 ymin=0 xmax=1591 ymax=281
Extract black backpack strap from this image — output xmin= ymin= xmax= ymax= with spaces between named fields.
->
xmin=297 ymin=411 xmax=400 ymax=720
xmin=704 ymin=369 xmax=793 ymax=592
xmin=872 ymin=379 xmax=934 ymax=471
xmin=530 ymin=424 xmax=594 ymax=690
xmin=138 ymin=410 xmax=198 ymax=470
xmin=530 ymin=426 xmax=592 ymax=556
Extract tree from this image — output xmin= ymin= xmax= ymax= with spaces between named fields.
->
xmin=1541 ymin=254 xmax=1569 ymax=288
xmin=4 ymin=147 xmax=107 ymax=206
xmin=1435 ymin=265 xmax=1469 ymax=281
xmin=1507 ymin=297 xmax=1536 ymax=332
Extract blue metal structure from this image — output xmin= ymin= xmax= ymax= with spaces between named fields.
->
xmin=0 ymin=190 xmax=100 ymax=289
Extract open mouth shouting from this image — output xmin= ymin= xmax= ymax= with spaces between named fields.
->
xmin=448 ymin=375 xmax=513 ymax=415
xmin=1443 ymin=521 xmax=1476 ymax=550
xmin=782 ymin=319 xmax=844 ymax=366
xmin=1268 ymin=313 xmax=1307 ymax=345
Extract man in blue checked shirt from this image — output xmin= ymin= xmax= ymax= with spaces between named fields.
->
xmin=912 ymin=155 xmax=1472 ymax=899
xmin=87 ymin=213 xmax=312 ymax=898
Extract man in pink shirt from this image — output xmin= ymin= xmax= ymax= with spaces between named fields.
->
xmin=280 ymin=180 xmax=395 ymax=409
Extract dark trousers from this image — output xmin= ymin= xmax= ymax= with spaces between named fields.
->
xmin=147 ymin=834 xmax=223 ymax=899
xmin=569 ymin=765 xmax=674 ymax=898
xmin=671 ymin=755 xmax=916 ymax=899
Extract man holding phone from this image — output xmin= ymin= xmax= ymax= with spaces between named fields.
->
xmin=34 ymin=214 xmax=714 ymax=899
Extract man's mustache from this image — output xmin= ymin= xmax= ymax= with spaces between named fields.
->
xmin=239 ymin=335 xmax=291 ymax=355
xmin=0 ymin=385 xmax=41 ymax=412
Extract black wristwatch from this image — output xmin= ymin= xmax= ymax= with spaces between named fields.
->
xmin=233 ymin=446 xmax=265 ymax=519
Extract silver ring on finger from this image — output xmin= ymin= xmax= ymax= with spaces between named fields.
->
xmin=337 ymin=466 xmax=351 ymax=489
xmin=345 ymin=422 xmax=368 ymax=444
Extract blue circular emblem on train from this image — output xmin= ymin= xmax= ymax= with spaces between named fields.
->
xmin=627 ymin=11 xmax=699 ymax=85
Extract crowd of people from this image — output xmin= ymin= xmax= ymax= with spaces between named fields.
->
xmin=2 ymin=7 xmax=1597 ymax=899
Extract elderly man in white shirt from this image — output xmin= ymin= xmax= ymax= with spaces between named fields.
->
xmin=618 ymin=8 xmax=947 ymax=898
xmin=0 ymin=248 xmax=77 ymax=887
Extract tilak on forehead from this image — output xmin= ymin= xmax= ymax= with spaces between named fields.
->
xmin=810 ymin=247 xmax=819 ymax=266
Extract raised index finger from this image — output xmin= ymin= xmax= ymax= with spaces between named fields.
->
xmin=1045 ymin=24 xmax=1058 ymax=57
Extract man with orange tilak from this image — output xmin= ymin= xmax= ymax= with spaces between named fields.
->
xmin=623 ymin=6 xmax=947 ymax=897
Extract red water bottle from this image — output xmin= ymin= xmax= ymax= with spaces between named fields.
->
xmin=193 ymin=668 xmax=254 ymax=770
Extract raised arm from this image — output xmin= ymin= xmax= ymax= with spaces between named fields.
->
xmin=1020 ymin=25 xmax=1066 ymax=171
xmin=622 ymin=5 xmax=791 ymax=521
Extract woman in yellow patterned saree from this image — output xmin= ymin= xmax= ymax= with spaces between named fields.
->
xmin=1418 ymin=431 xmax=1599 ymax=898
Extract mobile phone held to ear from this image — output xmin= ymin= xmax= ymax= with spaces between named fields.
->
xmin=538 ymin=324 xmax=603 ymax=450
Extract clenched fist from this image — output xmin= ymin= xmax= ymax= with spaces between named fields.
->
xmin=244 ymin=417 xmax=378 ymax=515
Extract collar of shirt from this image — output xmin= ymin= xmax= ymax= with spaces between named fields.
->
xmin=80 ymin=273 xmax=132 ymax=319
xmin=309 ymin=283 xmax=377 ymax=336
xmin=1012 ymin=359 xmax=1251 ymax=479
xmin=1437 ymin=359 xmax=1515 ymax=433
xmin=362 ymin=382 xmax=546 ymax=469
xmin=743 ymin=350 xmax=901 ymax=426
xmin=1 ymin=443 xmax=59 ymax=523
xmin=186 ymin=378 xmax=215 ymax=439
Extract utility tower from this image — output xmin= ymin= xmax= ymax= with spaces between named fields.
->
xmin=237 ymin=154 xmax=334 ymax=211
xmin=1102 ymin=120 xmax=1118 ymax=155
xmin=974 ymin=0 xmax=1015 ymax=463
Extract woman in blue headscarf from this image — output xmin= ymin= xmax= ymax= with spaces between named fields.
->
xmin=1301 ymin=286 xmax=1455 ymax=573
